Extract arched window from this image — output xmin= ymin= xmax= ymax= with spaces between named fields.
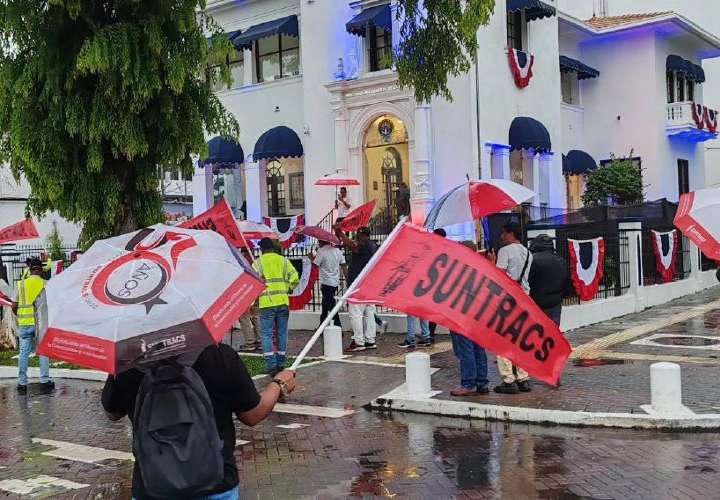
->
xmin=266 ymin=159 xmax=286 ymax=216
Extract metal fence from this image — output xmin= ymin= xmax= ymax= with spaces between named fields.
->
xmin=641 ymin=231 xmax=691 ymax=285
xmin=1 ymin=244 xmax=79 ymax=285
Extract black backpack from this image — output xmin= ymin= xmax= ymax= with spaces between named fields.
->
xmin=132 ymin=359 xmax=224 ymax=498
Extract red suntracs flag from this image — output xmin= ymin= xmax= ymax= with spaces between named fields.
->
xmin=348 ymin=223 xmax=571 ymax=385
xmin=180 ymin=200 xmax=248 ymax=248
xmin=339 ymin=200 xmax=377 ymax=233
xmin=0 ymin=219 xmax=39 ymax=244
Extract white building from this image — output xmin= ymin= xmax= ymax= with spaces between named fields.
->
xmin=189 ymin=0 xmax=720 ymax=238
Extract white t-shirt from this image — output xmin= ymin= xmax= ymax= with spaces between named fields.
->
xmin=496 ymin=242 xmax=532 ymax=293
xmin=312 ymin=245 xmax=346 ymax=287
xmin=337 ymin=196 xmax=352 ymax=217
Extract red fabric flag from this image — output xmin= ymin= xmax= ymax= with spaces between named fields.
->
xmin=339 ymin=200 xmax=377 ymax=233
xmin=349 ymin=224 xmax=571 ymax=385
xmin=0 ymin=219 xmax=39 ymax=244
xmin=179 ymin=200 xmax=248 ymax=248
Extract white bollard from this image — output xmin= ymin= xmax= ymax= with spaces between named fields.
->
xmin=650 ymin=362 xmax=684 ymax=415
xmin=405 ymin=352 xmax=432 ymax=398
xmin=322 ymin=325 xmax=343 ymax=360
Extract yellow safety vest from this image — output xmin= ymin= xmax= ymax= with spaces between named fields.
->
xmin=16 ymin=275 xmax=45 ymax=327
xmin=252 ymin=253 xmax=300 ymax=309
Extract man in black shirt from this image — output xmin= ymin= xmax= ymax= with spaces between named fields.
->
xmin=528 ymin=234 xmax=571 ymax=325
xmin=102 ymin=343 xmax=296 ymax=500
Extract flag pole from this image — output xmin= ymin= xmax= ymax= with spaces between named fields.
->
xmin=289 ymin=217 xmax=408 ymax=370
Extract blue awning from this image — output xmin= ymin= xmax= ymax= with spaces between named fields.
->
xmin=666 ymin=55 xmax=705 ymax=83
xmin=507 ymin=0 xmax=556 ymax=22
xmin=562 ymin=150 xmax=597 ymax=175
xmin=559 ymin=55 xmax=600 ymax=80
xmin=231 ymin=15 xmax=299 ymax=50
xmin=346 ymin=4 xmax=392 ymax=37
xmin=200 ymin=137 xmax=245 ymax=167
xmin=509 ymin=117 xmax=552 ymax=152
xmin=253 ymin=126 xmax=303 ymax=161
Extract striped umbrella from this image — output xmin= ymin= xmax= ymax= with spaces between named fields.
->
xmin=675 ymin=187 xmax=720 ymax=259
xmin=424 ymin=180 xmax=535 ymax=229
xmin=314 ymin=173 xmax=360 ymax=186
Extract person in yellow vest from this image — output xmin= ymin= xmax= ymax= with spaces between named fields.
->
xmin=12 ymin=258 xmax=53 ymax=395
xmin=252 ymin=238 xmax=299 ymax=376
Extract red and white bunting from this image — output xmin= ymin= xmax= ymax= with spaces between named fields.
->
xmin=651 ymin=230 xmax=678 ymax=283
xmin=289 ymin=257 xmax=318 ymax=310
xmin=50 ymin=260 xmax=63 ymax=278
xmin=692 ymin=103 xmax=705 ymax=130
xmin=691 ymin=103 xmax=718 ymax=134
xmin=706 ymin=108 xmax=718 ymax=134
xmin=567 ymin=238 xmax=605 ymax=302
xmin=263 ymin=214 xmax=304 ymax=249
xmin=507 ymin=48 xmax=535 ymax=89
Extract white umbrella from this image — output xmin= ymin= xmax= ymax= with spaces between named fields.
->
xmin=675 ymin=187 xmax=720 ymax=259
xmin=36 ymin=224 xmax=265 ymax=374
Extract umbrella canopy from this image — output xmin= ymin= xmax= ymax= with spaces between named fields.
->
xmin=675 ymin=188 xmax=720 ymax=259
xmin=36 ymin=225 xmax=265 ymax=374
xmin=237 ymin=220 xmax=278 ymax=241
xmin=424 ymin=180 xmax=535 ymax=230
xmin=314 ymin=173 xmax=360 ymax=186
xmin=294 ymin=225 xmax=341 ymax=245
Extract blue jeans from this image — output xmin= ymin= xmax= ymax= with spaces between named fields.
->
xmin=450 ymin=332 xmax=488 ymax=390
xmin=406 ymin=316 xmax=430 ymax=344
xmin=134 ymin=486 xmax=239 ymax=500
xmin=259 ymin=306 xmax=289 ymax=371
xmin=18 ymin=326 xmax=50 ymax=386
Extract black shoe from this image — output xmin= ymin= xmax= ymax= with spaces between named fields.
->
xmin=37 ymin=381 xmax=55 ymax=394
xmin=476 ymin=385 xmax=490 ymax=395
xmin=16 ymin=385 xmax=27 ymax=395
xmin=344 ymin=341 xmax=366 ymax=353
xmin=397 ymin=341 xmax=416 ymax=349
xmin=364 ymin=342 xmax=377 ymax=350
xmin=493 ymin=382 xmax=519 ymax=394
xmin=417 ymin=341 xmax=433 ymax=348
xmin=517 ymin=380 xmax=532 ymax=393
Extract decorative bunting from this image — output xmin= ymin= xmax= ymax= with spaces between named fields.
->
xmin=50 ymin=260 xmax=64 ymax=278
xmin=651 ymin=230 xmax=678 ymax=283
xmin=691 ymin=103 xmax=718 ymax=134
xmin=567 ymin=238 xmax=605 ymax=301
xmin=289 ymin=257 xmax=318 ymax=310
xmin=706 ymin=108 xmax=718 ymax=134
xmin=507 ymin=48 xmax=535 ymax=89
xmin=263 ymin=214 xmax=304 ymax=249
xmin=692 ymin=103 xmax=705 ymax=130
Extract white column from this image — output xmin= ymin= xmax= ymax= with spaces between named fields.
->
xmin=243 ymin=48 xmax=253 ymax=85
xmin=244 ymin=161 xmax=263 ymax=221
xmin=491 ymin=145 xmax=511 ymax=180
xmin=333 ymin=108 xmax=349 ymax=173
xmin=619 ymin=221 xmax=643 ymax=309
xmin=390 ymin=2 xmax=401 ymax=69
xmin=192 ymin=164 xmax=213 ymax=216
xmin=539 ymin=152 xmax=553 ymax=205
xmin=522 ymin=150 xmax=539 ymax=204
xmin=411 ymin=103 xmax=434 ymax=224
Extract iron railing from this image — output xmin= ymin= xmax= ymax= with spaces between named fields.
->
xmin=641 ymin=231 xmax=691 ymax=285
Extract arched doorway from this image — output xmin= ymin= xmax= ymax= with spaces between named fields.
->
xmin=363 ymin=115 xmax=410 ymax=226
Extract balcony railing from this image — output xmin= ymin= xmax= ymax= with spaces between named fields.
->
xmin=666 ymin=101 xmax=718 ymax=142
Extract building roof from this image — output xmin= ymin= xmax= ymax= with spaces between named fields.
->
xmin=584 ymin=12 xmax=673 ymax=30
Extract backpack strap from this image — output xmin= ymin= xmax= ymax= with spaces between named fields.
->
xmin=517 ymin=248 xmax=530 ymax=285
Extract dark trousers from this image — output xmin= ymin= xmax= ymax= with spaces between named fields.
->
xmin=429 ymin=322 xmax=437 ymax=338
xmin=450 ymin=332 xmax=488 ymax=389
xmin=543 ymin=304 xmax=562 ymax=326
xmin=320 ymin=284 xmax=341 ymax=327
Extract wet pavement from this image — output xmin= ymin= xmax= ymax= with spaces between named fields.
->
xmin=1 ymin=378 xmax=720 ymax=499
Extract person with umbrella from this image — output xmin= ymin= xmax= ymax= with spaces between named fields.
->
xmin=253 ymin=237 xmax=300 ymax=375
xmin=309 ymin=238 xmax=347 ymax=329
xmin=335 ymin=186 xmax=353 ymax=223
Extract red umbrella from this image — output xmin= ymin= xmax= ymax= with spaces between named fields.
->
xmin=294 ymin=225 xmax=341 ymax=245
xmin=675 ymin=187 xmax=720 ymax=259
xmin=314 ymin=173 xmax=360 ymax=186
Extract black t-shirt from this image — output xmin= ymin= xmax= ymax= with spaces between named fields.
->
xmin=101 ymin=344 xmax=261 ymax=500
xmin=347 ymin=239 xmax=377 ymax=285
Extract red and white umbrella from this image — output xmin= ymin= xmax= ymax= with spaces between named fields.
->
xmin=675 ymin=188 xmax=720 ymax=259
xmin=424 ymin=180 xmax=535 ymax=229
xmin=36 ymin=224 xmax=265 ymax=374
xmin=294 ymin=225 xmax=341 ymax=245
xmin=314 ymin=173 xmax=360 ymax=186
xmin=237 ymin=220 xmax=278 ymax=241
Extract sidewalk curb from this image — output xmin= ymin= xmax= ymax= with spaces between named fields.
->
xmin=371 ymin=385 xmax=720 ymax=430
xmin=0 ymin=366 xmax=107 ymax=382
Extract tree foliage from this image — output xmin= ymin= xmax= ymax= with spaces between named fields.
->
xmin=396 ymin=0 xmax=496 ymax=103
xmin=0 ymin=0 xmax=238 ymax=247
xmin=46 ymin=224 xmax=65 ymax=261
xmin=582 ymin=153 xmax=644 ymax=207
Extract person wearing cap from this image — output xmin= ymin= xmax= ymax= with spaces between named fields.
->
xmin=12 ymin=258 xmax=53 ymax=395
xmin=336 ymin=226 xmax=378 ymax=352
xmin=528 ymin=234 xmax=571 ymax=326
xmin=252 ymin=238 xmax=300 ymax=375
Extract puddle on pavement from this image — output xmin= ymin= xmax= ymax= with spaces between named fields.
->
xmin=573 ymin=358 xmax=631 ymax=367
xmin=652 ymin=336 xmax=720 ymax=347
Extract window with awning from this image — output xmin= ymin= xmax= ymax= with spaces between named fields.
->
xmin=346 ymin=4 xmax=393 ymax=72
xmin=559 ymin=56 xmax=600 ymax=80
xmin=562 ymin=150 xmax=597 ymax=176
xmin=509 ymin=117 xmax=552 ymax=153
xmin=230 ymin=15 xmax=299 ymax=50
xmin=346 ymin=4 xmax=392 ymax=37
xmin=506 ymin=0 xmax=556 ymax=22
xmin=666 ymin=55 xmax=705 ymax=83
xmin=253 ymin=126 xmax=304 ymax=161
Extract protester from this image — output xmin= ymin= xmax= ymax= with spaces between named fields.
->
xmin=399 ymin=316 xmax=432 ymax=348
xmin=101 ymin=344 xmax=297 ymax=500
xmin=236 ymin=248 xmax=261 ymax=352
xmin=529 ymin=234 xmax=570 ymax=326
xmin=335 ymin=187 xmax=352 ymax=223
xmin=449 ymin=241 xmax=490 ymax=397
xmin=252 ymin=238 xmax=299 ymax=375
xmin=336 ymin=226 xmax=377 ymax=352
xmin=12 ymin=258 xmax=53 ymax=395
xmin=428 ymin=228 xmax=447 ymax=343
xmin=396 ymin=182 xmax=411 ymax=217
xmin=488 ymin=222 xmax=533 ymax=394
xmin=310 ymin=240 xmax=348 ymax=328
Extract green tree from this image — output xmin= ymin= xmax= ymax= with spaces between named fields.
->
xmin=582 ymin=154 xmax=644 ymax=207
xmin=46 ymin=224 xmax=65 ymax=262
xmin=395 ymin=0 xmax=496 ymax=102
xmin=0 ymin=1 xmax=238 ymax=247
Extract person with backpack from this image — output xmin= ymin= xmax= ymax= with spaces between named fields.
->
xmin=528 ymin=234 xmax=571 ymax=326
xmin=101 ymin=344 xmax=297 ymax=500
xmin=487 ymin=222 xmax=533 ymax=395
